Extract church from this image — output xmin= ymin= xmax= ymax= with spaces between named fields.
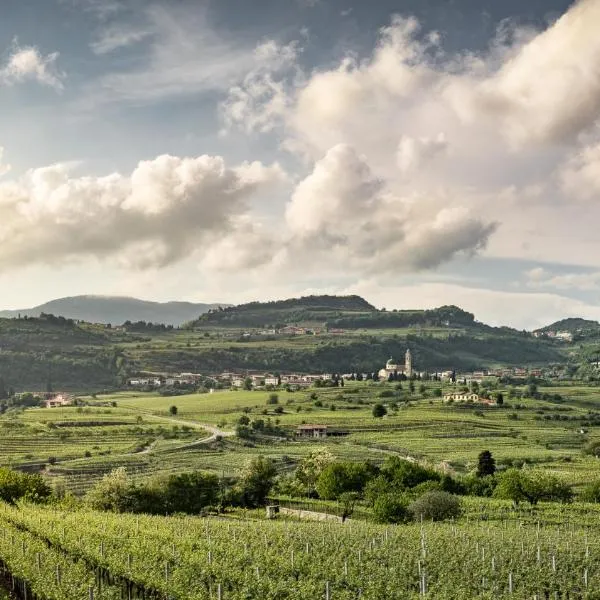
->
xmin=378 ymin=349 xmax=413 ymax=380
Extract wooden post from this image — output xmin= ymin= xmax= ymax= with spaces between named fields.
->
xmin=325 ymin=581 xmax=330 ymax=600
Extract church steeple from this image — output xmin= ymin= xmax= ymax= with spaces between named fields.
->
xmin=405 ymin=348 xmax=412 ymax=378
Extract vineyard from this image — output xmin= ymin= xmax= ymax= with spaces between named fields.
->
xmin=1 ymin=502 xmax=600 ymax=598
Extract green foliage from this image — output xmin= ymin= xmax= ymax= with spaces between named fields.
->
xmin=266 ymin=393 xmax=279 ymax=405
xmin=237 ymin=456 xmax=277 ymax=508
xmin=315 ymin=462 xmax=377 ymax=500
xmin=580 ymin=480 xmax=600 ymax=503
xmin=407 ymin=491 xmax=462 ymax=522
xmin=493 ymin=469 xmax=573 ymax=506
xmin=0 ymin=468 xmax=51 ymax=504
xmin=372 ymin=403 xmax=387 ymax=418
xmin=477 ymin=450 xmax=496 ymax=477
xmin=372 ymin=493 xmax=409 ymax=524
xmin=462 ymin=475 xmax=497 ymax=497
xmin=169 ymin=405 xmax=178 ymax=415
xmin=380 ymin=457 xmax=440 ymax=490
xmin=295 ymin=449 xmax=335 ymax=492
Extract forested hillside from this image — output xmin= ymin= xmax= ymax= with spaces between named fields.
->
xmin=0 ymin=297 xmax=568 ymax=392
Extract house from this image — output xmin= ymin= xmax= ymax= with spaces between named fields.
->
xmin=232 ymin=378 xmax=245 ymax=388
xmin=45 ymin=394 xmax=73 ymax=409
xmin=264 ymin=376 xmax=279 ymax=386
xmin=443 ymin=393 xmax=481 ymax=403
xmin=296 ymin=424 xmax=328 ymax=439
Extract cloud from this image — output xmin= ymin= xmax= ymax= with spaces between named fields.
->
xmin=0 ymin=153 xmax=285 ymax=271
xmin=219 ymin=41 xmax=302 ymax=135
xmin=285 ymin=144 xmax=496 ymax=272
xmin=0 ymin=42 xmax=64 ymax=89
xmin=463 ymin=0 xmax=600 ymax=146
xmin=90 ymin=25 xmax=152 ymax=55
xmin=561 ymin=139 xmax=600 ymax=201
xmin=80 ymin=4 xmax=258 ymax=107
xmin=397 ymin=133 xmax=448 ymax=174
xmin=525 ymin=267 xmax=600 ymax=291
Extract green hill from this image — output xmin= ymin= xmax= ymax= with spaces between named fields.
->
xmin=190 ymin=295 xmax=376 ymax=328
xmin=536 ymin=318 xmax=600 ymax=334
xmin=0 ymin=297 xmax=568 ymax=392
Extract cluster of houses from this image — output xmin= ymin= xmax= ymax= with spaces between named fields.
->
xmin=533 ymin=330 xmax=574 ymax=342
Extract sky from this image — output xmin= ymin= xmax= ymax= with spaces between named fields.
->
xmin=1 ymin=0 xmax=599 ymax=329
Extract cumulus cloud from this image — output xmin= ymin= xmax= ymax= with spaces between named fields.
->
xmin=0 ymin=42 xmax=64 ymax=89
xmin=219 ymin=40 xmax=302 ymax=135
xmin=285 ymin=144 xmax=496 ymax=272
xmin=464 ymin=0 xmax=600 ymax=146
xmin=561 ymin=139 xmax=600 ymax=201
xmin=0 ymin=153 xmax=285 ymax=271
xmin=397 ymin=133 xmax=448 ymax=174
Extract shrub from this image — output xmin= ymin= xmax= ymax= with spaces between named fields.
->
xmin=379 ymin=390 xmax=395 ymax=398
xmin=372 ymin=403 xmax=387 ymax=418
xmin=316 ymin=461 xmax=378 ymax=500
xmin=266 ymin=394 xmax=279 ymax=405
xmin=581 ymin=480 xmax=600 ymax=503
xmin=408 ymin=491 xmax=462 ymax=522
xmin=314 ymin=400 xmax=323 ymax=407
xmin=0 ymin=468 xmax=51 ymax=504
xmin=274 ymin=406 xmax=284 ymax=414
xmin=373 ymin=493 xmax=409 ymax=524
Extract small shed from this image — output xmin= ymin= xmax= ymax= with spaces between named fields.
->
xmin=296 ymin=425 xmax=328 ymax=439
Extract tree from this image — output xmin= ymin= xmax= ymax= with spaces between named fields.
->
xmin=0 ymin=468 xmax=51 ymax=504
xmin=266 ymin=393 xmax=279 ymax=405
xmin=169 ymin=405 xmax=178 ymax=416
xmin=0 ymin=377 xmax=7 ymax=400
xmin=408 ymin=491 xmax=462 ymax=522
xmin=496 ymin=392 xmax=504 ymax=406
xmin=476 ymin=450 xmax=496 ymax=477
xmin=160 ymin=471 xmax=220 ymax=514
xmin=372 ymin=493 xmax=409 ymax=524
xmin=315 ymin=462 xmax=376 ymax=500
xmin=339 ymin=491 xmax=359 ymax=522
xmin=372 ymin=403 xmax=387 ymax=418
xmin=237 ymin=457 xmax=277 ymax=507
xmin=295 ymin=449 xmax=335 ymax=495
xmin=243 ymin=377 xmax=253 ymax=391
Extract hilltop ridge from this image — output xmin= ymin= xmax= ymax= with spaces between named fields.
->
xmin=0 ymin=296 xmax=229 ymax=327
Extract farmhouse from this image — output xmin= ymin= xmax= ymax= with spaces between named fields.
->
xmin=296 ymin=424 xmax=328 ymax=439
xmin=443 ymin=392 xmax=481 ymax=403
xmin=45 ymin=394 xmax=73 ymax=408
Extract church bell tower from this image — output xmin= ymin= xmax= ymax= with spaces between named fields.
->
xmin=405 ymin=349 xmax=412 ymax=378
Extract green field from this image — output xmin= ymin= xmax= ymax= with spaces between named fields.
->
xmin=3 ymin=500 xmax=600 ymax=598
xmin=2 ymin=381 xmax=600 ymax=495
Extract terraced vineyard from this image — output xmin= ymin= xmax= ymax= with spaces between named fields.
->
xmin=2 ymin=502 xmax=600 ymax=598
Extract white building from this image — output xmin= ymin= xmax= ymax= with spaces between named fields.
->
xmin=378 ymin=349 xmax=413 ymax=380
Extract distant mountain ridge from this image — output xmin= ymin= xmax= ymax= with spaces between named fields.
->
xmin=0 ymin=296 xmax=229 ymax=327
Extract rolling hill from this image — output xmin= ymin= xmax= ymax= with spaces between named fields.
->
xmin=0 ymin=296 xmax=229 ymax=327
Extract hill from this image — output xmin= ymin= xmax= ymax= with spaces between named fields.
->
xmin=190 ymin=295 xmax=376 ymax=328
xmin=536 ymin=318 xmax=600 ymax=334
xmin=0 ymin=296 xmax=229 ymax=327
